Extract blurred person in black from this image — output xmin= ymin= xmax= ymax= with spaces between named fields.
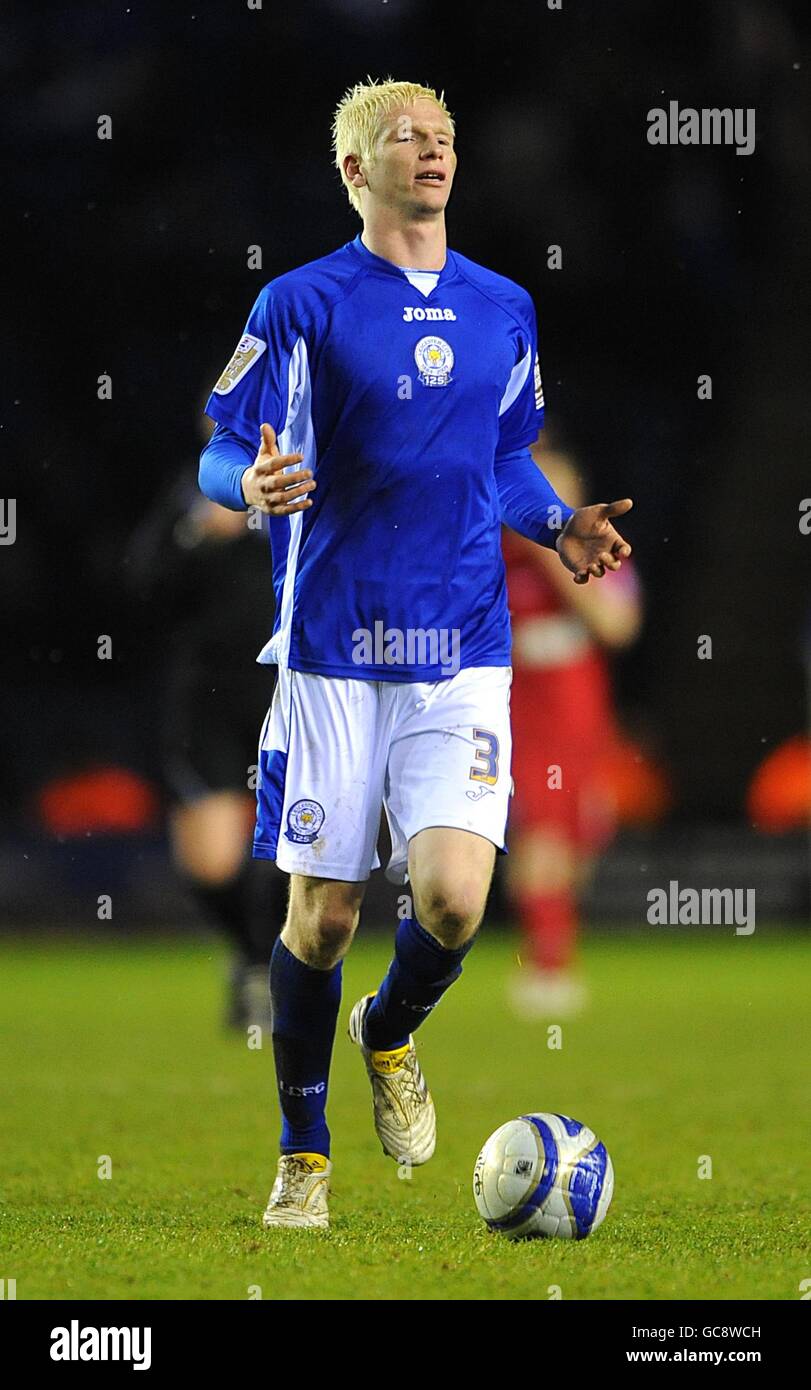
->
xmin=127 ymin=415 xmax=286 ymax=1029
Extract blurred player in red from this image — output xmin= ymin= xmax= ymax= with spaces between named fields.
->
xmin=504 ymin=441 xmax=642 ymax=1018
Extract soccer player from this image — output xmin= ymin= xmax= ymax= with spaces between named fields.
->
xmin=126 ymin=429 xmax=287 ymax=1031
xmin=199 ymin=78 xmax=632 ymax=1228
xmin=504 ymin=442 xmax=642 ymax=1019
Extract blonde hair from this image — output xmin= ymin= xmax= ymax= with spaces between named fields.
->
xmin=332 ymin=77 xmax=454 ymax=217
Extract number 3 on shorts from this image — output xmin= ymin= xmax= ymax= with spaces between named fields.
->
xmin=469 ymin=728 xmax=500 ymax=786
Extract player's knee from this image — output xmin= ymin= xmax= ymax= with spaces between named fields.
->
xmin=285 ymin=904 xmax=357 ymax=968
xmin=415 ymin=887 xmax=483 ymax=948
xmin=286 ymin=877 xmax=363 ymax=966
xmin=313 ymin=911 xmax=356 ymax=963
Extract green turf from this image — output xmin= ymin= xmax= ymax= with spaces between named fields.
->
xmin=0 ymin=928 xmax=808 ymax=1300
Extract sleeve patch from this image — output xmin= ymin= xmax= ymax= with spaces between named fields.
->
xmin=533 ymin=352 xmax=545 ymax=410
xmin=213 ymin=334 xmax=267 ymax=395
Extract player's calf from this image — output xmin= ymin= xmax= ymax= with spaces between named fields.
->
xmin=361 ymin=828 xmax=494 ymax=1052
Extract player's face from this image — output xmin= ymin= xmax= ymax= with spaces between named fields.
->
xmin=366 ymin=100 xmax=456 ymax=219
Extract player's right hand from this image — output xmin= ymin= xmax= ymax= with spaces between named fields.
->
xmin=240 ymin=423 xmax=316 ymax=515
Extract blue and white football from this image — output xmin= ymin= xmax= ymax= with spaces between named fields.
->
xmin=473 ymin=1112 xmax=614 ymax=1239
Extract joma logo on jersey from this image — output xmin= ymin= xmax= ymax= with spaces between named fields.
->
xmin=403 ymin=306 xmax=457 ymax=322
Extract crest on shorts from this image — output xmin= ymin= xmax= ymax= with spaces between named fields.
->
xmin=284 ymin=799 xmax=325 ymax=844
xmin=212 ymin=333 xmax=267 ymax=395
xmin=414 ymin=335 xmax=454 ymax=388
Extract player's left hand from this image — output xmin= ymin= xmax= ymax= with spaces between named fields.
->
xmin=556 ymin=499 xmax=633 ymax=584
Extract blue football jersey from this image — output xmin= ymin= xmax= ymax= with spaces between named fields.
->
xmin=205 ymin=234 xmax=546 ymax=682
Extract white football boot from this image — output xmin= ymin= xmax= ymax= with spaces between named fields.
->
xmin=348 ymin=993 xmax=436 ymax=1166
xmin=262 ymin=1153 xmax=331 ymax=1229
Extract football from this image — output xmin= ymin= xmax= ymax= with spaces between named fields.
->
xmin=473 ymin=1112 xmax=614 ymax=1239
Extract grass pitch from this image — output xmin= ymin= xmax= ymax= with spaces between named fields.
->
xmin=1 ymin=928 xmax=807 ymax=1301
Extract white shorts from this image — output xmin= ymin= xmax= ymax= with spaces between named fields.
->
xmin=253 ymin=665 xmax=513 ymax=883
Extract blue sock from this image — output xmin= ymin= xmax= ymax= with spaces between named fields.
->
xmin=270 ymin=937 xmax=342 ymax=1157
xmin=362 ymin=917 xmax=475 ymax=1052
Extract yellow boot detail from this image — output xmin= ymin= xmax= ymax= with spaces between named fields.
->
xmin=370 ymin=1044 xmax=411 ymax=1076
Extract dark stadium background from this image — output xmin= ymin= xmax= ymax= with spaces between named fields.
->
xmin=2 ymin=0 xmax=808 ymax=928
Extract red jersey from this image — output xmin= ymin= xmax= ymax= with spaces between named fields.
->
xmin=503 ymin=530 xmax=634 ymax=842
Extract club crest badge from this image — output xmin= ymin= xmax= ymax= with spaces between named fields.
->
xmin=284 ymin=799 xmax=325 ymax=844
xmin=414 ymin=335 xmax=454 ymax=387
xmin=213 ymin=333 xmax=267 ymax=395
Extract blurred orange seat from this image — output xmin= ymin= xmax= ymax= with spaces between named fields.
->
xmin=594 ymin=738 xmax=672 ymax=827
xmin=36 ymin=766 xmax=160 ymax=836
xmin=747 ymin=735 xmax=811 ymax=833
